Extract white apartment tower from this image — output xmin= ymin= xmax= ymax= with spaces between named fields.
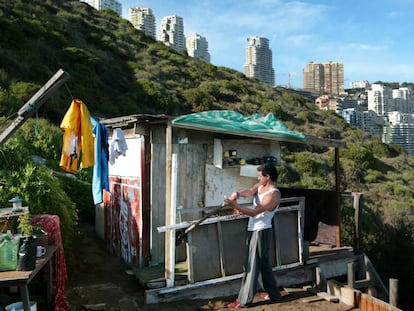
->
xmin=393 ymin=87 xmax=414 ymax=114
xmin=159 ymin=15 xmax=185 ymax=52
xmin=367 ymin=84 xmax=394 ymax=115
xmin=82 ymin=0 xmax=122 ymax=16
xmin=129 ymin=7 xmax=156 ymax=40
xmin=243 ymin=36 xmax=275 ymax=86
xmin=186 ymin=33 xmax=211 ymax=63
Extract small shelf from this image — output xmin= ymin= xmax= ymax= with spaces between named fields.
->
xmin=213 ymin=138 xmax=280 ymax=175
xmin=0 ymin=207 xmax=29 ymax=219
xmin=240 ymin=164 xmax=260 ymax=177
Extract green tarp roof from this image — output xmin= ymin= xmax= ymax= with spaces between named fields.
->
xmin=172 ymin=110 xmax=306 ymax=143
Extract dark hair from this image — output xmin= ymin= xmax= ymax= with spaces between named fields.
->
xmin=257 ymin=164 xmax=278 ymax=182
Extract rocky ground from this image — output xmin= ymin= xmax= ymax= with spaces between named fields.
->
xmin=64 ymin=222 xmax=358 ymax=311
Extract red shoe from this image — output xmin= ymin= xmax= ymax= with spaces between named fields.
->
xmin=227 ymin=300 xmax=245 ymax=308
xmin=260 ymin=292 xmax=270 ymax=300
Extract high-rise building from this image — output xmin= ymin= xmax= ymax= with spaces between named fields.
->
xmin=159 ymin=15 xmax=185 ymax=52
xmin=129 ymin=7 xmax=156 ymax=40
xmin=383 ymin=111 xmax=414 ymax=154
xmin=186 ymin=33 xmax=210 ymax=63
xmin=367 ymin=84 xmax=394 ymax=115
xmin=81 ymin=0 xmax=122 ymax=16
xmin=393 ymin=87 xmax=414 ymax=114
xmin=355 ymin=110 xmax=384 ymax=138
xmin=341 ymin=108 xmax=357 ymax=126
xmin=303 ymin=61 xmax=344 ymax=95
xmin=303 ymin=61 xmax=324 ymax=94
xmin=243 ymin=36 xmax=275 ymax=86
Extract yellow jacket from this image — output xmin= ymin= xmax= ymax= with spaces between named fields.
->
xmin=59 ymin=99 xmax=94 ymax=173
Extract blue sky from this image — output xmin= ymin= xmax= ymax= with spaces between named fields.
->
xmin=121 ymin=0 xmax=414 ymax=88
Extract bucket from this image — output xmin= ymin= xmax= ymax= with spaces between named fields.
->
xmin=5 ymin=301 xmax=37 ymax=311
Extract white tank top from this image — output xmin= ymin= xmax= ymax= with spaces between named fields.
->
xmin=248 ymin=186 xmax=280 ymax=231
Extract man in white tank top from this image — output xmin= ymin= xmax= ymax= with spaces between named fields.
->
xmin=224 ymin=163 xmax=282 ymax=308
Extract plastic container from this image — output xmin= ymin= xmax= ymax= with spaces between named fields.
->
xmin=5 ymin=301 xmax=37 ymax=311
xmin=0 ymin=236 xmax=18 ymax=271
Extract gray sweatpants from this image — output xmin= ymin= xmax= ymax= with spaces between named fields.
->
xmin=237 ymin=228 xmax=281 ymax=305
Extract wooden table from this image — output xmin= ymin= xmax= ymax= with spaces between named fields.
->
xmin=0 ymin=244 xmax=57 ymax=311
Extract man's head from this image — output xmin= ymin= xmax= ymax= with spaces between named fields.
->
xmin=257 ymin=164 xmax=278 ymax=182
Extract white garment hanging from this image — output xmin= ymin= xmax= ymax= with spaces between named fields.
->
xmin=109 ymin=128 xmax=128 ymax=164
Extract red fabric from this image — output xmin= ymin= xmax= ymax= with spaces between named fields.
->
xmin=31 ymin=215 xmax=68 ymax=311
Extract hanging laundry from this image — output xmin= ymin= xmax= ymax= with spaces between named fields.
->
xmin=60 ymin=99 xmax=94 ymax=173
xmin=91 ymin=116 xmax=109 ymax=205
xmin=109 ymin=128 xmax=128 ymax=164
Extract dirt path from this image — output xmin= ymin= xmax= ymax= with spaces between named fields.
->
xmin=64 ymin=223 xmax=358 ymax=310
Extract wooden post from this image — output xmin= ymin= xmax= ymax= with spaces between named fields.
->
xmin=165 ymin=124 xmax=174 ymax=287
xmin=334 ymin=147 xmax=341 ymax=247
xmin=353 ymin=192 xmax=363 ymax=254
xmin=389 ymin=278 xmax=398 ymax=307
xmin=315 ymin=266 xmax=326 ymax=291
xmin=0 ymin=69 xmax=70 ymax=146
xmin=347 ymin=262 xmax=355 ymax=288
xmin=142 ymin=136 xmax=151 ymax=265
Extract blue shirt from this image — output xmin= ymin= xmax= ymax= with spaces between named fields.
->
xmin=91 ymin=116 xmax=109 ymax=205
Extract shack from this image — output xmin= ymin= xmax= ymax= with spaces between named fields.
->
xmin=99 ymin=111 xmax=390 ymax=306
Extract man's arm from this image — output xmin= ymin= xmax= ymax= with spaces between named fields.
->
xmin=229 ymin=183 xmax=260 ymax=200
xmin=226 ymin=190 xmax=280 ymax=217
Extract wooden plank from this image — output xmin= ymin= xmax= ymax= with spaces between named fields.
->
xmin=151 ymin=142 xmax=166 ymax=264
xmin=308 ymin=287 xmax=340 ymax=302
xmin=165 ymin=124 xmax=174 ymax=287
xmin=354 ymin=279 xmax=378 ymax=289
xmin=175 ymin=143 xmax=206 ymax=214
xmin=0 ymin=69 xmax=70 ymax=146
xmin=317 ymin=291 xmax=340 ymax=302
xmin=301 ymin=295 xmax=325 ymax=303
xmin=83 ymin=303 xmax=106 ymax=310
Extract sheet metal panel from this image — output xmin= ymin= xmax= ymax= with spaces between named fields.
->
xmin=220 ymin=218 xmax=247 ymax=275
xmin=186 ymin=200 xmax=304 ymax=282
xmin=187 ymin=221 xmax=221 ymax=282
xmin=274 ymin=211 xmax=300 ymax=265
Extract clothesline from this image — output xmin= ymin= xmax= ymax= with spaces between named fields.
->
xmin=59 ymin=99 xmax=128 ymax=205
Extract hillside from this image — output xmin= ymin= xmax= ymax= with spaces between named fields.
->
xmin=0 ymin=0 xmax=319 ymax=128
xmin=0 ymin=0 xmax=413 ymax=309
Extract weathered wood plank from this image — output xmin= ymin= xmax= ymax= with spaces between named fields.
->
xmin=301 ymin=296 xmax=325 ymax=303
xmin=317 ymin=291 xmax=340 ymax=302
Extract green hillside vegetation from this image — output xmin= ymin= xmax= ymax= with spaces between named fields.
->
xmin=0 ymin=0 xmax=413 ymax=308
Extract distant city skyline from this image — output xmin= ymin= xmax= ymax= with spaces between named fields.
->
xmin=121 ymin=1 xmax=414 ymax=88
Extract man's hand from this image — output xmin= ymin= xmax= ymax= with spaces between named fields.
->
xmin=224 ymin=196 xmax=237 ymax=208
xmin=229 ymin=191 xmax=239 ymax=200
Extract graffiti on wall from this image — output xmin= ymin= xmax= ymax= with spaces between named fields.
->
xmin=103 ymin=176 xmax=142 ymax=266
